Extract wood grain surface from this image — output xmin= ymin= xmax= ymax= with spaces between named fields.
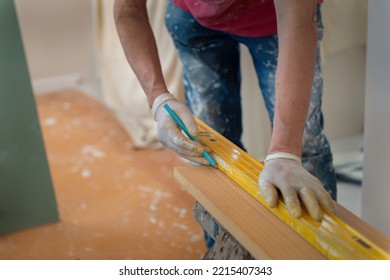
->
xmin=174 ymin=166 xmax=390 ymax=259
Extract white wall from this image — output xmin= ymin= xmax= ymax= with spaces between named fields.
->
xmin=322 ymin=0 xmax=367 ymax=143
xmin=14 ymin=0 xmax=99 ymax=96
xmin=362 ymin=1 xmax=390 ymax=236
xmin=322 ymin=48 xmax=366 ymax=141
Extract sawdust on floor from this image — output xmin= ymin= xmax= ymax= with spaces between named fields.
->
xmin=0 ymin=89 xmax=207 ymax=260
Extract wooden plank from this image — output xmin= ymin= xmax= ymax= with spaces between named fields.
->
xmin=334 ymin=203 xmax=390 ymax=252
xmin=174 ymin=166 xmax=390 ymax=259
xmin=174 ymin=166 xmax=326 ymax=259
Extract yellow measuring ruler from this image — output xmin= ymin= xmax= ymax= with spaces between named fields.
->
xmin=195 ymin=118 xmax=390 ymax=260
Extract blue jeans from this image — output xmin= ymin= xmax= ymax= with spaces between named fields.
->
xmin=165 ymin=1 xmax=337 ymax=247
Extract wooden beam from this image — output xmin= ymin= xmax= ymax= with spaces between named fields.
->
xmin=174 ymin=166 xmax=326 ymax=259
xmin=174 ymin=166 xmax=390 ymax=259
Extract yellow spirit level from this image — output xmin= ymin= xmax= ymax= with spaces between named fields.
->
xmin=195 ymin=118 xmax=390 ymax=260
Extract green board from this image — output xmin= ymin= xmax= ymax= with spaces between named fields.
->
xmin=0 ymin=0 xmax=59 ymax=234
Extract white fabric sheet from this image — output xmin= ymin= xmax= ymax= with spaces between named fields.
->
xmin=96 ymin=0 xmax=183 ymax=148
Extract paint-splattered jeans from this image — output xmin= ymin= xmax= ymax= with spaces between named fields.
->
xmin=166 ymin=0 xmax=337 ymax=224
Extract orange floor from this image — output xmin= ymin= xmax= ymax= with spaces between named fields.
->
xmin=0 ymin=89 xmax=207 ymax=260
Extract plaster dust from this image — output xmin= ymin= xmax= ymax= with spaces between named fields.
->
xmin=0 ymin=89 xmax=206 ymax=260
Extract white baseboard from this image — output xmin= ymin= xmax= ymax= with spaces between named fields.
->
xmin=32 ymin=73 xmax=102 ymax=100
xmin=32 ymin=74 xmax=83 ymax=94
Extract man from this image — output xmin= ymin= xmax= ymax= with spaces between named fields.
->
xmin=113 ymin=0 xmax=336 ymax=224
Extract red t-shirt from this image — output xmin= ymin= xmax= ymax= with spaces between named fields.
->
xmin=172 ymin=0 xmax=323 ymax=37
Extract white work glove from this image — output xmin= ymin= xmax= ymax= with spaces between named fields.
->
xmin=258 ymin=152 xmax=334 ymax=221
xmin=151 ymin=93 xmax=211 ymax=165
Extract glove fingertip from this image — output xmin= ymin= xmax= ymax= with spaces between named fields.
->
xmin=258 ymin=180 xmax=278 ymax=207
xmin=267 ymin=198 xmax=278 ymax=208
xmin=290 ymin=207 xmax=302 ymax=219
xmin=286 ymin=199 xmax=302 ymax=219
xmin=324 ymin=201 xmax=335 ymax=215
xmin=312 ymin=211 xmax=323 ymax=221
xmin=186 ymin=155 xmax=211 ymax=166
xmin=306 ymin=203 xmax=323 ymax=221
xmin=319 ymin=192 xmax=335 ymax=214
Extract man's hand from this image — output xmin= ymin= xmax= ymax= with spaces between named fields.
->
xmin=258 ymin=152 xmax=334 ymax=221
xmin=152 ymin=93 xmax=211 ymax=165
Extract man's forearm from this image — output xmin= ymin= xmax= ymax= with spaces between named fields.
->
xmin=269 ymin=0 xmax=318 ymax=157
xmin=114 ymin=0 xmax=168 ymax=108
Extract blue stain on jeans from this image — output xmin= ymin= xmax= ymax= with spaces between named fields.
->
xmin=166 ymin=1 xmax=337 ymax=248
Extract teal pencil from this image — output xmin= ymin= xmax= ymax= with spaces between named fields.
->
xmin=163 ymin=104 xmax=216 ymax=167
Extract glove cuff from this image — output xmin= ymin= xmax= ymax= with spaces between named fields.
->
xmin=265 ymin=152 xmax=301 ymax=163
xmin=151 ymin=93 xmax=176 ymax=121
